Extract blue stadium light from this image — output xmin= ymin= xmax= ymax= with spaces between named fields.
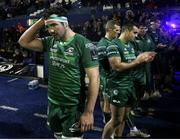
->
xmin=170 ymin=23 xmax=176 ymax=28
xmin=164 ymin=20 xmax=180 ymax=35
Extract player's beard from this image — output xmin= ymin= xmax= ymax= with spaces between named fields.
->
xmin=54 ymin=29 xmax=66 ymax=41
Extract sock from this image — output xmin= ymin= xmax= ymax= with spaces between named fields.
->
xmin=131 ymin=126 xmax=138 ymax=131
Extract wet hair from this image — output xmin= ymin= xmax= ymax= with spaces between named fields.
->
xmin=42 ymin=5 xmax=68 ymax=20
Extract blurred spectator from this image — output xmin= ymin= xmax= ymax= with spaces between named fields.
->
xmin=144 ymin=0 xmax=157 ymax=9
xmin=0 ymin=49 xmax=6 ymax=59
xmin=124 ymin=9 xmax=135 ymax=24
xmin=6 ymin=48 xmax=14 ymax=62
xmin=22 ymin=50 xmax=33 ymax=65
xmin=16 ymin=23 xmax=25 ymax=34
xmin=13 ymin=48 xmax=23 ymax=64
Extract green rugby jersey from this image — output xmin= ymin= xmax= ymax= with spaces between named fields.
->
xmin=133 ymin=34 xmax=156 ymax=85
xmin=107 ymin=38 xmax=136 ymax=88
xmin=134 ymin=34 xmax=155 ymax=53
xmin=97 ymin=37 xmax=111 ymax=77
xmin=133 ymin=35 xmax=155 ymax=74
xmin=42 ymin=33 xmax=98 ymax=106
xmin=147 ymin=27 xmax=161 ymax=45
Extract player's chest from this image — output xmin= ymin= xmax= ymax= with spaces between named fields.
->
xmin=120 ymin=44 xmax=136 ymax=62
xmin=49 ymin=43 xmax=80 ymax=66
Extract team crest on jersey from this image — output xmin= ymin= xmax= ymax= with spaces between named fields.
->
xmin=64 ymin=47 xmax=74 ymax=56
xmin=113 ymin=90 xmax=118 ymax=95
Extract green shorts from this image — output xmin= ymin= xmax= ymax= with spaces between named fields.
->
xmin=47 ymin=101 xmax=83 ymax=138
xmin=108 ymin=87 xmax=137 ymax=107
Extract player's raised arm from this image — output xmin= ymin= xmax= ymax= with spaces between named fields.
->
xmin=18 ymin=18 xmax=44 ymax=52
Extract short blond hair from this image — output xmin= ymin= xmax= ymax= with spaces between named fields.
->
xmin=105 ymin=20 xmax=119 ymax=32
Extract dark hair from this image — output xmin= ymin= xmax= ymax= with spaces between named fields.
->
xmin=42 ymin=5 xmax=68 ymax=19
xmin=121 ymin=22 xmax=137 ymax=32
xmin=137 ymin=22 xmax=147 ymax=28
xmin=151 ymin=17 xmax=160 ymax=23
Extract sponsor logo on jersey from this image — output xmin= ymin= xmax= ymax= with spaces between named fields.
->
xmin=85 ymin=43 xmax=95 ymax=49
xmin=85 ymin=43 xmax=98 ymax=61
xmin=124 ymin=51 xmax=129 ymax=54
xmin=53 ymin=44 xmax=58 ymax=49
xmin=50 ymin=48 xmax=58 ymax=53
xmin=112 ymin=99 xmax=121 ymax=104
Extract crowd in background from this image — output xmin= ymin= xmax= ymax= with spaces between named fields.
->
xmin=80 ymin=0 xmax=179 ymax=8
xmin=0 ymin=0 xmax=179 ymax=20
xmin=0 ymin=0 xmax=179 ymax=74
xmin=0 ymin=0 xmax=75 ymax=20
xmin=0 ymin=1 xmax=179 ymax=138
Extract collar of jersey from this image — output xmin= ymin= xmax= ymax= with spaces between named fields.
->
xmin=59 ymin=34 xmax=75 ymax=46
xmin=104 ymin=37 xmax=112 ymax=43
xmin=119 ymin=39 xmax=128 ymax=46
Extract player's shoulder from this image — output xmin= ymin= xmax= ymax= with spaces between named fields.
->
xmin=114 ymin=38 xmax=120 ymax=42
xmin=74 ymin=33 xmax=90 ymax=42
xmin=108 ymin=38 xmax=119 ymax=47
xmin=97 ymin=37 xmax=107 ymax=46
xmin=41 ymin=36 xmax=55 ymax=47
xmin=74 ymin=33 xmax=96 ymax=51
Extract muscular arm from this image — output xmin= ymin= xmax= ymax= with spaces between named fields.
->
xmin=18 ymin=18 xmax=44 ymax=52
xmin=109 ymin=56 xmax=140 ymax=72
xmin=108 ymin=51 xmax=152 ymax=72
xmin=84 ymin=66 xmax=99 ymax=114
xmin=79 ymin=66 xmax=99 ymax=132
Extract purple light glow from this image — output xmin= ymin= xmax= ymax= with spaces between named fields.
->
xmin=171 ymin=23 xmax=176 ymax=28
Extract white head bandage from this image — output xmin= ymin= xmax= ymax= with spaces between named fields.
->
xmin=45 ymin=14 xmax=68 ymax=23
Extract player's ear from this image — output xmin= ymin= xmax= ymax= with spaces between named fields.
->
xmin=63 ymin=22 xmax=68 ymax=28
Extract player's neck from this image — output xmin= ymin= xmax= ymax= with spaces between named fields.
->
xmin=119 ymin=34 xmax=128 ymax=44
xmin=63 ymin=28 xmax=75 ymax=42
xmin=105 ymin=33 xmax=113 ymax=41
